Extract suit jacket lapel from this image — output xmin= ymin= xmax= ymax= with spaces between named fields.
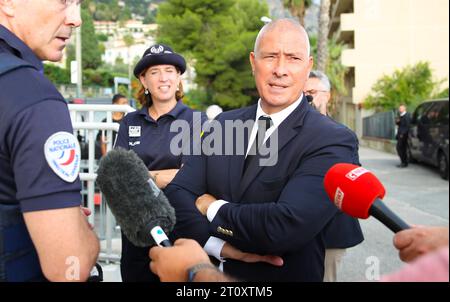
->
xmin=237 ymin=96 xmax=310 ymax=200
xmin=228 ymin=105 xmax=257 ymax=202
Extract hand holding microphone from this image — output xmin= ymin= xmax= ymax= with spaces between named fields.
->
xmin=394 ymin=226 xmax=449 ymax=262
xmin=149 ymin=239 xmax=214 ymax=282
xmin=96 ymin=148 xmax=176 ymax=247
xmin=324 ymin=163 xmax=410 ymax=233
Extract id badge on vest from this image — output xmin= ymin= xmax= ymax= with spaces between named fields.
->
xmin=129 ymin=126 xmax=141 ymax=137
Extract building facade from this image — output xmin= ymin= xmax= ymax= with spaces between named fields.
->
xmin=330 ymin=0 xmax=449 ymax=136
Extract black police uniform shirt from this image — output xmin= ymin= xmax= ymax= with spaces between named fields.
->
xmin=114 ymin=101 xmax=205 ymax=282
xmin=115 ymin=101 xmax=204 ymax=170
xmin=0 ymin=26 xmax=81 ymax=227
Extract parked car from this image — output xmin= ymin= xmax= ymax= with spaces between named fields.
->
xmin=407 ymin=98 xmax=449 ymax=180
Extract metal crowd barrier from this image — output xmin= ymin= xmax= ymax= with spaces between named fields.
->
xmin=68 ymin=104 xmax=136 ymax=263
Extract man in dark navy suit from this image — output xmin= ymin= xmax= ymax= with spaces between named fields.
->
xmin=163 ymin=19 xmax=363 ymax=282
xmin=395 ymin=104 xmax=411 ymax=168
xmin=305 ymin=71 xmax=363 ymax=281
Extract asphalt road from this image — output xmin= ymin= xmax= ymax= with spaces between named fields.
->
xmin=337 ymin=147 xmax=449 ymax=282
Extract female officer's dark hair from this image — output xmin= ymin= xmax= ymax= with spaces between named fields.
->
xmin=134 ymin=44 xmax=186 ymax=107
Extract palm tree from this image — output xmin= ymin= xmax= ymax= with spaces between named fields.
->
xmin=325 ymin=35 xmax=349 ymax=117
xmin=283 ymin=0 xmax=312 ymax=26
xmin=316 ymin=0 xmax=331 ymax=72
xmin=309 ymin=32 xmax=349 ymax=117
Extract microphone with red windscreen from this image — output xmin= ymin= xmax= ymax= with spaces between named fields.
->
xmin=324 ymin=163 xmax=410 ymax=233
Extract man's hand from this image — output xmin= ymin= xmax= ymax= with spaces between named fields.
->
xmin=81 ymin=206 xmax=91 ymax=216
xmin=221 ymin=243 xmax=284 ymax=267
xmin=149 ymin=239 xmax=212 ymax=282
xmin=150 ymin=169 xmax=179 ymax=189
xmin=394 ymin=226 xmax=449 ymax=262
xmin=81 ymin=206 xmax=94 ymax=230
xmin=195 ymin=194 xmax=217 ymax=216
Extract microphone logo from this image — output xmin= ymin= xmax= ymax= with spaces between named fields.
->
xmin=345 ymin=167 xmax=370 ymax=181
xmin=334 ymin=187 xmax=345 ymax=209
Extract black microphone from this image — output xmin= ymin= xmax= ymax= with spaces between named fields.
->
xmin=369 ymin=199 xmax=411 ymax=233
xmin=96 ymin=148 xmax=176 ymax=247
xmin=306 ymin=95 xmax=314 ymax=104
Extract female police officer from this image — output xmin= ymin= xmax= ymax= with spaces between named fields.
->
xmin=114 ymin=44 xmax=205 ymax=282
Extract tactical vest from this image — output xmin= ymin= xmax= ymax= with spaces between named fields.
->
xmin=0 ymin=52 xmax=45 ymax=281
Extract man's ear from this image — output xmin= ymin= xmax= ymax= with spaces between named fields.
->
xmin=0 ymin=0 xmax=15 ymax=17
xmin=307 ymin=56 xmax=314 ymax=74
xmin=325 ymin=91 xmax=331 ymax=103
xmin=249 ymin=52 xmax=256 ymax=75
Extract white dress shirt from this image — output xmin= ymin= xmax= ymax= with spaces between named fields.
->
xmin=203 ymin=95 xmax=303 ymax=263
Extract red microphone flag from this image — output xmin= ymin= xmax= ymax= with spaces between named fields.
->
xmin=324 ymin=163 xmax=386 ymax=219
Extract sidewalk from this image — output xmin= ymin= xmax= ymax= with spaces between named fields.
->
xmin=338 ymin=147 xmax=449 ymax=281
xmin=99 ymin=239 xmax=122 ymax=282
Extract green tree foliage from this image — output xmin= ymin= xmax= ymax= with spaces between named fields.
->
xmin=283 ymin=0 xmax=312 ymax=26
xmin=143 ymin=9 xmax=158 ymax=24
xmin=83 ymin=0 xmax=160 ymax=21
xmin=308 ymin=33 xmax=348 ymax=116
xmin=80 ymin=8 xmax=102 ymax=69
xmin=96 ymin=33 xmax=109 ymax=42
xmin=118 ymin=7 xmax=133 ymax=22
xmin=310 ymin=34 xmax=348 ymax=95
xmin=92 ymin=0 xmax=122 ymax=21
xmin=364 ymin=62 xmax=444 ymax=112
xmin=433 ymin=87 xmax=449 ymax=99
xmin=157 ymin=0 xmax=268 ymax=109
xmin=324 ymin=35 xmax=348 ymax=96
xmin=66 ymin=7 xmax=102 ymax=70
xmin=44 ymin=64 xmax=70 ymax=85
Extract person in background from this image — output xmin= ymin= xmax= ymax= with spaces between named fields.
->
xmin=304 ymin=70 xmax=331 ymax=116
xmin=114 ymin=43 xmax=205 ymax=282
xmin=395 ymin=104 xmax=411 ymax=168
xmin=96 ymin=94 xmax=129 ymax=157
xmin=305 ymin=70 xmax=363 ymax=282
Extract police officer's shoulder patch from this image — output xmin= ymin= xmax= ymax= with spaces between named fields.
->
xmin=44 ymin=132 xmax=81 ymax=183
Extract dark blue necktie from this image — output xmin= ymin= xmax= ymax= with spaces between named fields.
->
xmin=243 ymin=116 xmax=273 ymax=174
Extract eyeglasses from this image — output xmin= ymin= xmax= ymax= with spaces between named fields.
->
xmin=304 ymin=89 xmax=329 ymax=96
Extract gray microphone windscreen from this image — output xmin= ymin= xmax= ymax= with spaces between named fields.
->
xmin=96 ymin=148 xmax=176 ymax=247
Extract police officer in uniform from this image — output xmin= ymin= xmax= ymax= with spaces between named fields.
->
xmin=114 ymin=44 xmax=206 ymax=282
xmin=0 ymin=0 xmax=99 ymax=281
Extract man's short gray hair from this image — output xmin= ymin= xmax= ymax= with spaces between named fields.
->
xmin=254 ymin=18 xmax=311 ymax=57
xmin=309 ymin=70 xmax=331 ymax=92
